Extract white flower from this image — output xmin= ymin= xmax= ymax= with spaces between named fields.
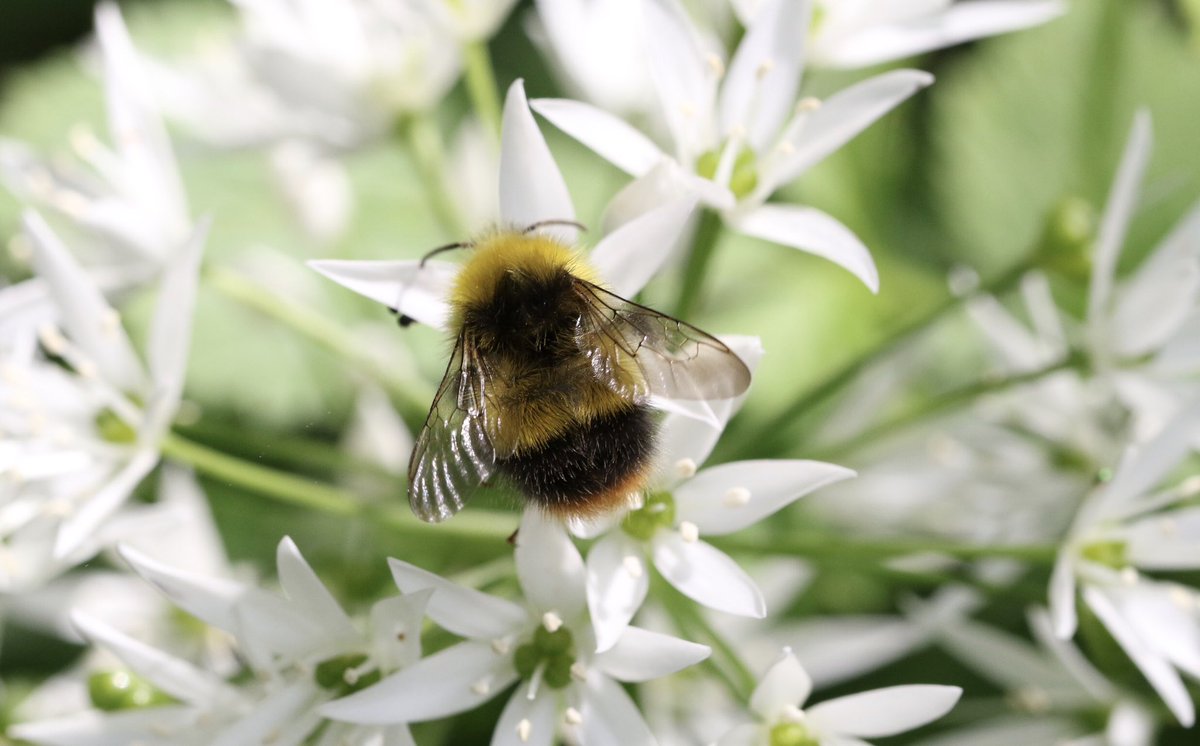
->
xmin=730 ymin=0 xmax=1065 ymax=70
xmin=531 ymin=0 xmax=933 ymax=291
xmin=0 ymin=211 xmax=206 ymax=591
xmin=716 ymin=648 xmax=961 ymax=745
xmin=528 ymin=0 xmax=657 ymax=115
xmin=968 ymin=112 xmax=1200 ymax=453
xmin=416 ymin=0 xmax=520 ymax=41
xmin=579 ymin=359 xmax=855 ymax=651
xmin=1049 ymin=401 xmax=1200 ymax=726
xmin=320 ymin=510 xmax=711 ymax=746
xmin=0 ymin=3 xmax=191 ymax=296
xmin=308 ymin=78 xmax=697 ymax=335
xmin=927 ymin=606 xmax=1157 ymax=746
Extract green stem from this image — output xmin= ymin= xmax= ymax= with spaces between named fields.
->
xmin=711 ymin=532 xmax=1058 ymax=564
xmin=462 ymin=40 xmax=503 ymax=139
xmin=205 ymin=267 xmax=430 ymax=425
xmin=737 ymin=256 xmax=1037 ymax=460
xmin=160 ymin=432 xmax=516 ymax=544
xmin=673 ymin=209 xmax=724 ymax=318
xmin=397 ymin=114 xmax=467 ymax=237
xmin=811 ymin=354 xmax=1085 ymax=460
xmin=654 ymin=577 xmax=757 ymax=702
xmin=1078 ymin=0 xmax=1127 ymax=192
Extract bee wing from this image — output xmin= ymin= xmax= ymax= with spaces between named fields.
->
xmin=407 ymin=332 xmax=498 ymax=522
xmin=573 ymin=280 xmax=751 ymax=401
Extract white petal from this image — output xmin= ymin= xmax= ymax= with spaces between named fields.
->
xmin=593 ymin=625 xmax=709 ymax=682
xmin=321 ymin=641 xmax=517 ymax=724
xmin=269 ymin=141 xmax=352 ymax=242
xmin=275 ymin=537 xmax=358 ymax=646
xmin=807 ymin=685 xmax=962 ymax=737
xmin=491 ymin=682 xmax=558 ymax=746
xmin=719 ymin=0 xmax=808 ymax=151
xmin=70 ymin=611 xmax=238 ymax=706
xmin=642 ymin=0 xmax=717 ymax=159
xmin=53 ymin=449 xmax=159 ymax=559
xmin=530 ymin=98 xmax=664 ymax=177
xmin=389 ymin=558 xmax=527 ymax=639
xmin=676 ymin=459 xmax=855 ymax=536
xmin=762 ymin=70 xmax=933 ymax=194
xmin=22 ymin=210 xmax=145 ymax=392
xmin=1088 ymin=111 xmax=1152 ymax=325
xmin=118 ymin=543 xmax=248 ymax=632
xmin=1091 ymin=399 xmax=1200 ymax=520
xmin=715 ymin=723 xmax=765 ymax=746
xmin=601 ymin=160 xmax=733 ymax=231
xmin=146 ymin=217 xmax=208 ymax=426
xmin=588 ymin=197 xmax=695 ymax=298
xmin=516 ymin=509 xmax=587 ymax=618
xmin=1049 ymin=551 xmax=1078 ymax=639
xmin=1083 ymin=586 xmax=1194 ymax=726
xmin=748 ymin=649 xmax=812 ymax=720
xmin=9 ymin=707 xmax=198 ymax=745
xmin=306 ymin=258 xmax=457 ymax=331
xmin=816 ymin=1 xmax=1065 ymax=69
xmin=651 ymin=532 xmax=765 ymax=617
xmin=731 ymin=204 xmax=879 ymax=292
xmin=586 ymin=533 xmax=650 ymax=653
xmin=1111 ymin=201 xmax=1200 ymax=358
xmin=371 ymin=588 xmax=433 ymax=672
xmin=499 ymin=80 xmax=577 ymax=239
xmin=210 ymin=678 xmax=320 ymax=746
xmin=579 ymin=672 xmax=656 ymax=746
xmin=1126 ymin=507 xmax=1200 ymax=569
xmin=1108 ymin=584 xmax=1200 ymax=679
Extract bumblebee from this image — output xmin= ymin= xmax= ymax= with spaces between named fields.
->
xmin=408 ymin=224 xmax=751 ymax=523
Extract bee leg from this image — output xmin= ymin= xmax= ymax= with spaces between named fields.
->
xmin=387 ymin=307 xmax=416 ymax=327
xmin=506 ymin=528 xmax=519 ymax=546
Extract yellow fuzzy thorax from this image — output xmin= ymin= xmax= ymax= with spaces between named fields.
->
xmin=447 ymin=230 xmax=600 ymax=320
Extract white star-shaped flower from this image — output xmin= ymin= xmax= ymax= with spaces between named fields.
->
xmin=321 ymin=510 xmax=711 ymax=746
xmin=0 ymin=210 xmax=206 ymax=591
xmin=531 ymin=0 xmax=934 ymax=292
xmin=716 ymin=648 xmax=961 ymax=745
xmin=1049 ymin=401 xmax=1200 ymax=727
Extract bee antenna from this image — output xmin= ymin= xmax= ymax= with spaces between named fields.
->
xmin=523 ymin=219 xmax=588 ymax=234
xmin=419 ymin=241 xmax=472 ymax=267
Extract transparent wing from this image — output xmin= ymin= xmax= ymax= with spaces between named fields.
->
xmin=574 ymin=280 xmax=751 ymax=401
xmin=407 ymin=333 xmax=497 ymax=522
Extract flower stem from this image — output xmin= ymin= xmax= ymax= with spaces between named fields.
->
xmin=205 ymin=266 xmax=430 ymax=425
xmin=810 ymin=353 xmax=1085 ymax=460
xmin=654 ymin=577 xmax=757 ymax=702
xmin=712 ymin=533 xmax=1058 ymax=564
xmin=734 ymin=256 xmax=1038 ymax=460
xmin=673 ymin=209 xmax=724 ymax=319
xmin=462 ymin=39 xmax=503 ymax=140
xmin=160 ymin=432 xmax=516 ymax=544
xmin=396 ymin=114 xmax=468 ymax=237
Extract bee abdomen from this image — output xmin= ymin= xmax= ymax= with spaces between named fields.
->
xmin=497 ymin=403 xmax=655 ymax=518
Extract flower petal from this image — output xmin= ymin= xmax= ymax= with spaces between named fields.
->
xmin=209 ymin=678 xmax=319 ymax=746
xmin=815 ymin=1 xmax=1065 ymax=69
xmin=9 ymin=707 xmax=199 ymax=745
xmin=1083 ymin=586 xmax=1194 ymax=726
xmin=676 ymin=459 xmax=855 ymax=536
xmin=530 ymin=98 xmax=664 ymax=177
xmin=761 ymin=69 xmax=933 ymax=194
xmin=719 ymin=0 xmax=808 ymax=151
xmin=1048 ymin=551 xmax=1078 ymax=639
xmin=275 ymin=537 xmax=358 ymax=647
xmin=651 ymin=532 xmax=765 ymax=617
xmin=749 ymin=648 xmax=812 ymax=720
xmin=70 ymin=611 xmax=238 ymax=706
xmin=586 ymin=532 xmax=650 ymax=653
xmin=579 ymin=672 xmax=657 ymax=746
xmin=389 ymin=558 xmax=527 ymax=640
xmin=321 ymin=641 xmax=517 ymax=724
xmin=371 ymin=588 xmax=433 ymax=672
xmin=807 ymin=685 xmax=962 ymax=737
xmin=53 ymin=449 xmax=159 ymax=559
xmin=1126 ymin=507 xmax=1200 ymax=569
xmin=642 ymin=0 xmax=717 ymax=159
xmin=306 ymin=258 xmax=457 ymax=330
xmin=499 ymin=80 xmax=577 ymax=240
xmin=715 ymin=723 xmax=765 ymax=746
xmin=492 ymin=682 xmax=559 ymax=746
xmin=118 ymin=543 xmax=248 ymax=632
xmin=594 ymin=626 xmax=709 ymax=682
xmin=588 ymin=197 xmax=695 ymax=298
xmin=730 ymin=204 xmax=879 ymax=292
xmin=21 ymin=210 xmax=145 ymax=392
xmin=516 ymin=509 xmax=587 ymax=618
xmin=1088 ymin=111 xmax=1152 ymax=325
